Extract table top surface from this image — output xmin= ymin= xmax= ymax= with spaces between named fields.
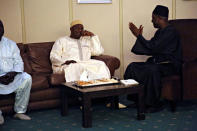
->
xmin=62 ymin=82 xmax=141 ymax=93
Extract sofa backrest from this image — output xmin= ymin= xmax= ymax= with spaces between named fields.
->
xmin=17 ymin=42 xmax=55 ymax=74
xmin=26 ymin=42 xmax=54 ymax=74
xmin=17 ymin=43 xmax=25 ymax=55
xmin=17 ymin=43 xmax=32 ymax=74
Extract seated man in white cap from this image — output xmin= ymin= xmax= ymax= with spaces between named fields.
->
xmin=50 ymin=20 xmax=111 ymax=82
xmin=0 ymin=20 xmax=32 ymax=125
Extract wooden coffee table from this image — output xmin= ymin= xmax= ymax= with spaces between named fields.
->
xmin=60 ymin=82 xmax=145 ymax=128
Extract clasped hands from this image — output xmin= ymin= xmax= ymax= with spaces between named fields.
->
xmin=0 ymin=71 xmax=18 ymax=85
xmin=129 ymin=22 xmax=143 ymax=37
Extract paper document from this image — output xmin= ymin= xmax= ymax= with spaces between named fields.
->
xmin=120 ymin=79 xmax=139 ymax=85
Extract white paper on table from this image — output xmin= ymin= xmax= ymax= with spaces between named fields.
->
xmin=120 ymin=79 xmax=139 ymax=85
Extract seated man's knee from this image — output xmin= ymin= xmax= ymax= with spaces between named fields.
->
xmin=124 ymin=62 xmax=137 ymax=79
xmin=24 ymin=72 xmax=31 ymax=79
xmin=21 ymin=72 xmax=32 ymax=84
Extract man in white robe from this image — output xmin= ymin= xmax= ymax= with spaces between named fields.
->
xmin=0 ymin=20 xmax=32 ymax=125
xmin=50 ymin=20 xmax=110 ymax=82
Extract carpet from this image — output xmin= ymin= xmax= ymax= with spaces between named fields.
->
xmin=0 ymin=98 xmax=197 ymax=131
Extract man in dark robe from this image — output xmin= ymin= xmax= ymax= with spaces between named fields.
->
xmin=124 ymin=5 xmax=182 ymax=112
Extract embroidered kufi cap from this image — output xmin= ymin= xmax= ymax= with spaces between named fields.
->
xmin=153 ymin=5 xmax=169 ymax=18
xmin=70 ymin=20 xmax=83 ymax=28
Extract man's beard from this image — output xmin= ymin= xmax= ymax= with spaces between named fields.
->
xmin=153 ymin=23 xmax=159 ymax=28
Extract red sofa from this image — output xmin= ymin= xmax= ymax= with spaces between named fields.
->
xmin=0 ymin=42 xmax=120 ymax=114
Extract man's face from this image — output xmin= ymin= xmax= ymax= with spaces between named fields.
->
xmin=152 ymin=14 xmax=160 ymax=28
xmin=70 ymin=24 xmax=84 ymax=39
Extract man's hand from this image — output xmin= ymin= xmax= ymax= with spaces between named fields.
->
xmin=82 ymin=30 xmax=94 ymax=37
xmin=62 ymin=60 xmax=77 ymax=66
xmin=139 ymin=25 xmax=143 ymax=35
xmin=129 ymin=22 xmax=143 ymax=37
xmin=0 ymin=72 xmax=18 ymax=85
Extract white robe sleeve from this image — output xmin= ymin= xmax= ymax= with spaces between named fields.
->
xmin=90 ymin=35 xmax=104 ymax=56
xmin=50 ymin=39 xmax=65 ymax=66
xmin=12 ymin=43 xmax=24 ymax=72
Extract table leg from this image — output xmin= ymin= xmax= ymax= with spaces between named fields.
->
xmin=61 ymin=87 xmax=68 ymax=116
xmin=137 ymin=91 xmax=145 ymax=120
xmin=82 ymin=94 xmax=92 ymax=128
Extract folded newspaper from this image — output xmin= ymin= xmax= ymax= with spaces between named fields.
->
xmin=120 ymin=79 xmax=139 ymax=86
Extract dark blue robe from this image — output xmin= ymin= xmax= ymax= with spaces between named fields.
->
xmin=124 ymin=25 xmax=182 ymax=106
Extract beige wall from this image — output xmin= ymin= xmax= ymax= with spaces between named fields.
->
xmin=0 ymin=0 xmax=22 ymax=42
xmin=176 ymin=0 xmax=197 ymax=19
xmin=24 ymin=0 xmax=70 ymax=43
xmin=0 ymin=0 xmax=197 ymax=78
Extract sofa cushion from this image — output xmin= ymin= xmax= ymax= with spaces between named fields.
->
xmin=29 ymin=88 xmax=60 ymax=102
xmin=28 ymin=99 xmax=60 ymax=111
xmin=26 ymin=42 xmax=54 ymax=73
xmin=50 ymin=73 xmax=65 ymax=85
xmin=31 ymin=73 xmax=50 ymax=92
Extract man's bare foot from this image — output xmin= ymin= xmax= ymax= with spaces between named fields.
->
xmin=14 ymin=113 xmax=31 ymax=120
xmin=106 ymin=103 xmax=127 ymax=109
